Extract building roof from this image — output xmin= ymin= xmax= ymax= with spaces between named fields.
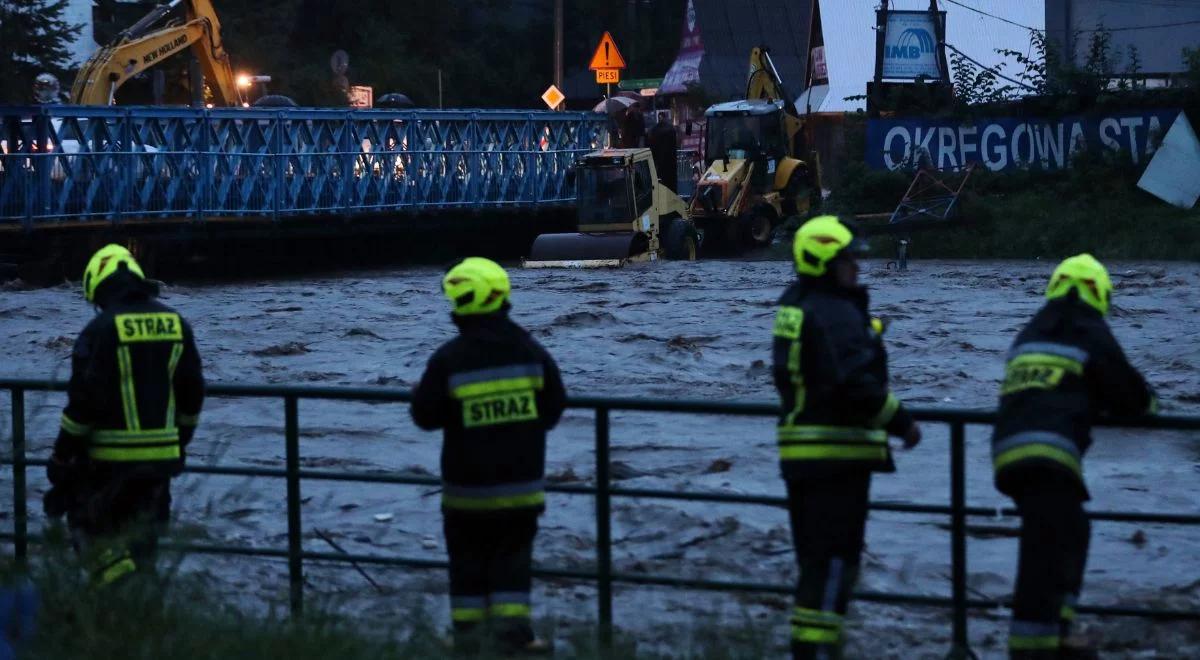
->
xmin=798 ymin=0 xmax=1046 ymax=113
xmin=661 ymin=0 xmax=813 ymax=101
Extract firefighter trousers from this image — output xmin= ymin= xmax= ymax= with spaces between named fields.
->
xmin=1009 ymin=488 xmax=1090 ymax=659
xmin=786 ymin=473 xmax=872 ymax=660
xmin=443 ymin=510 xmax=538 ymax=652
xmin=68 ymin=473 xmax=171 ymax=588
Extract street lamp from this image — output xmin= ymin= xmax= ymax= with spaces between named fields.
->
xmin=237 ymin=74 xmax=273 ymax=103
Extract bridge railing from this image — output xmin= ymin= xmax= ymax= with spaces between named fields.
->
xmin=0 ymin=106 xmax=607 ymax=227
xmin=2 ymin=378 xmax=1197 ymax=655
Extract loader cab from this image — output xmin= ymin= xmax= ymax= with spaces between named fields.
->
xmin=576 ymin=152 xmax=654 ymax=228
xmin=704 ymin=100 xmax=786 ymax=190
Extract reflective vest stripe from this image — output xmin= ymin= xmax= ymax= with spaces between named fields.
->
xmin=451 ymin=376 xmax=544 ymax=400
xmin=779 ymin=445 xmax=888 ymax=461
xmin=993 ymin=431 xmax=1082 ymax=478
xmin=1008 ymin=352 xmax=1084 ymax=375
xmin=60 ymin=414 xmax=91 ymax=436
xmin=488 ymin=603 xmax=531 ymax=618
xmin=868 ymin=392 xmax=900 ymax=428
xmin=89 ymin=444 xmax=181 ymax=462
xmin=1008 ymin=341 xmax=1088 ymax=364
xmin=116 ymin=346 xmax=140 ymax=430
xmin=90 ymin=428 xmax=180 ymax=462
xmin=778 ymin=425 xmax=887 ymax=443
xmin=165 ymin=342 xmax=184 ymax=429
xmin=441 ymin=490 xmax=545 ymax=511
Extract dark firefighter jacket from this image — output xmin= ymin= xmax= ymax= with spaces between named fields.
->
xmin=53 ymin=280 xmax=205 ymax=480
xmin=992 ymin=297 xmax=1155 ymax=499
xmin=411 ymin=311 xmax=566 ymax=514
xmin=772 ymin=278 xmax=914 ymax=479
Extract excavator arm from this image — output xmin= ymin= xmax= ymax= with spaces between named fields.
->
xmin=70 ymin=0 xmax=243 ymax=106
xmin=746 ymin=47 xmax=790 ymax=108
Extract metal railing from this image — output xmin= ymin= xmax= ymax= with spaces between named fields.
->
xmin=2 ymin=378 xmax=1198 ymax=656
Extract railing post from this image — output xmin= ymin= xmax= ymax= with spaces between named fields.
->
xmin=595 ymin=406 xmax=613 ymax=652
xmin=948 ymin=421 xmax=976 ymax=659
xmin=11 ymin=388 xmax=28 ymax=565
xmin=285 ymin=394 xmax=304 ymax=616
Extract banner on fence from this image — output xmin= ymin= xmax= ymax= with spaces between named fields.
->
xmin=866 ymin=109 xmax=1184 ymax=172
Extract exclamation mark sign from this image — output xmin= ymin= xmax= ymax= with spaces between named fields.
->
xmin=604 ymin=42 xmax=610 ymax=66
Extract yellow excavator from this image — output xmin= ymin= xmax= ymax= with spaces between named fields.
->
xmin=689 ymin=47 xmax=821 ymax=252
xmin=70 ymin=0 xmax=243 ymax=106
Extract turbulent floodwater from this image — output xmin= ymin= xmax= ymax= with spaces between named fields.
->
xmin=3 ymin=259 xmax=1199 ymax=658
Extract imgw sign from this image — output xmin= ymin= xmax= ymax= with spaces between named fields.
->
xmin=881 ymin=10 xmax=943 ymax=80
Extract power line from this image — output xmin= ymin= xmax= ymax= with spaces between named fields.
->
xmin=1079 ymin=19 xmax=1200 ymax=32
xmin=942 ymin=0 xmax=1200 ymax=33
xmin=936 ymin=0 xmax=1041 ymax=33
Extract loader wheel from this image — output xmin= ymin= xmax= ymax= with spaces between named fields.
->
xmin=739 ymin=208 xmax=775 ymax=249
xmin=664 ymin=217 xmax=699 ymax=261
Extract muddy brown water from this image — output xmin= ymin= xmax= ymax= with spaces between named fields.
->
xmin=2 ymin=259 xmax=1198 ymax=657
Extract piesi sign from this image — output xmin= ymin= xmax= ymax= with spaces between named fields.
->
xmin=866 ymin=110 xmax=1183 ymax=172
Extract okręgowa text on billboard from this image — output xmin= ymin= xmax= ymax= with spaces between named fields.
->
xmin=866 ymin=110 xmax=1183 ymax=172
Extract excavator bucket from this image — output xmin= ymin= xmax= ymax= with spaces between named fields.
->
xmin=522 ymin=232 xmax=650 ymax=268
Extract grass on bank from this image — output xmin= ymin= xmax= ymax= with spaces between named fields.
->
xmin=808 ymin=149 xmax=1200 ymax=261
xmin=0 ymin=539 xmax=779 ymax=660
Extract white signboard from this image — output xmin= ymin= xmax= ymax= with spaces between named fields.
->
xmin=882 ymin=11 xmax=942 ymax=80
xmin=349 ymin=85 xmax=373 ymax=108
xmin=811 ymin=46 xmax=828 ymax=84
xmin=1138 ymin=111 xmax=1200 ymax=209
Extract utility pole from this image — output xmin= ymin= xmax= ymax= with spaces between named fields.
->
xmin=554 ymin=0 xmax=563 ymax=110
xmin=930 ymin=0 xmax=951 ymax=85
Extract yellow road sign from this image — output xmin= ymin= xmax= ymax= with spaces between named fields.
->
xmin=588 ymin=32 xmax=626 ymax=70
xmin=541 ymin=85 xmax=565 ymax=109
xmin=594 ymin=69 xmax=620 ymax=84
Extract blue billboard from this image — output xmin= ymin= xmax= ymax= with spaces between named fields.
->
xmin=866 ymin=109 xmax=1183 ymax=172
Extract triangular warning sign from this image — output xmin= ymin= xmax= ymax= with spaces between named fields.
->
xmin=588 ymin=32 xmax=626 ymax=70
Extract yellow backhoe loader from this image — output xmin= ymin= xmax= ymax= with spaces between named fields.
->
xmin=523 ymin=148 xmax=699 ymax=268
xmin=70 ymin=0 xmax=243 ymax=106
xmin=689 ymin=47 xmax=821 ymax=252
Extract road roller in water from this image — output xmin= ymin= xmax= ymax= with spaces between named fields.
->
xmin=523 ymin=148 xmax=700 ymax=268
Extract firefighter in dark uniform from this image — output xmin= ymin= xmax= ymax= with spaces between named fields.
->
xmin=773 ymin=216 xmax=921 ymax=660
xmin=412 ymin=257 xmax=566 ymax=655
xmin=45 ymin=244 xmax=205 ymax=587
xmin=993 ymin=254 xmax=1155 ymax=659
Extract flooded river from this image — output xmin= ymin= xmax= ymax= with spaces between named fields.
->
xmin=2 ymin=259 xmax=1198 ymax=657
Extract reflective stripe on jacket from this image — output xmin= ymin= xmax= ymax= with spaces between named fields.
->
xmin=57 ymin=292 xmax=204 ymax=472
xmin=772 ymin=279 xmax=912 ymax=479
xmin=992 ymin=298 xmax=1154 ymax=498
xmin=412 ymin=312 xmax=566 ymax=513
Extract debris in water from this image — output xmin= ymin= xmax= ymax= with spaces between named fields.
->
xmin=704 ymin=459 xmax=733 ymax=474
xmin=421 ymin=535 xmax=439 ymax=549
xmin=551 ymin=310 xmax=618 ymax=327
xmin=345 ymin=327 xmax=385 ymax=339
xmin=251 ymin=342 xmax=310 ymax=356
xmin=373 ymin=513 xmax=394 ymax=523
xmin=42 ymin=335 xmax=73 ymax=350
xmin=610 ymin=461 xmax=649 ymax=481
xmin=547 ymin=467 xmax=582 ymax=483
xmin=677 ymin=516 xmax=739 ymax=548
xmin=1129 ymin=530 xmax=1148 ymax=547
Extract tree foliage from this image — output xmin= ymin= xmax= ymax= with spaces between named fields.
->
xmin=0 ymin=0 xmax=82 ymax=103
xmin=215 ymin=0 xmax=684 ymax=108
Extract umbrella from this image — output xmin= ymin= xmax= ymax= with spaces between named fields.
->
xmin=592 ymin=96 xmax=638 ymax=115
xmin=252 ymin=95 xmax=299 ymax=108
xmin=377 ymin=93 xmax=415 ymax=109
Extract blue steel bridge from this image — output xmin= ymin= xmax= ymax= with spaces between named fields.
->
xmin=0 ymin=105 xmax=608 ymax=231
